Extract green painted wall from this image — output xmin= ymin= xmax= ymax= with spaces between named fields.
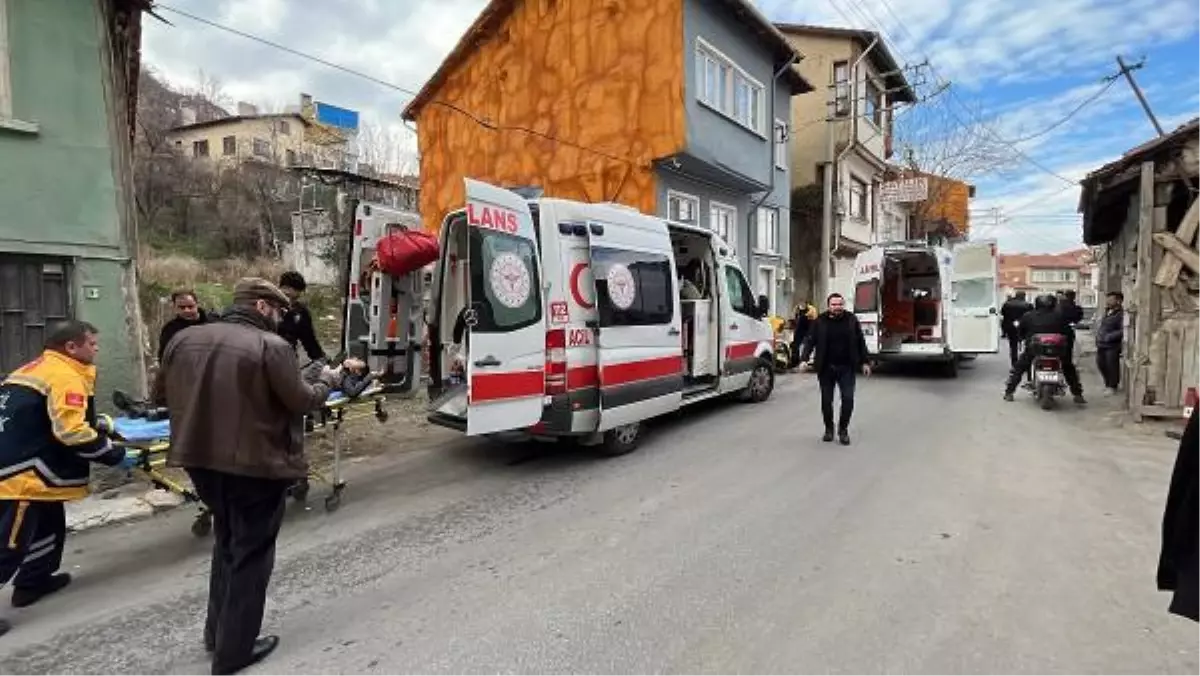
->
xmin=0 ymin=0 xmax=144 ymax=405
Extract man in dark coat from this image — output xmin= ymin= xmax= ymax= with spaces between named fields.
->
xmin=1000 ymin=291 xmax=1033 ymax=368
xmin=1094 ymin=291 xmax=1125 ymax=394
xmin=799 ymin=293 xmax=871 ymax=446
xmin=158 ymin=289 xmax=209 ymax=361
xmin=1158 ymin=406 xmax=1198 ymax=622
xmin=1003 ymin=294 xmax=1085 ymax=404
xmin=276 ymin=271 xmax=326 ymax=363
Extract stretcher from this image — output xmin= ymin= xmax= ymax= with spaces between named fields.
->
xmin=106 ymin=384 xmax=389 ymax=537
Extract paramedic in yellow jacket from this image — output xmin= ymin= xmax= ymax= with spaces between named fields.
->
xmin=0 ymin=320 xmax=133 ymax=637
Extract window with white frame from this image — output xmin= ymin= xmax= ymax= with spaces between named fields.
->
xmin=696 ymin=39 xmax=765 ymax=134
xmin=0 ymin=0 xmax=12 ymax=119
xmin=1030 ymin=269 xmax=1078 ymax=283
xmin=756 ymin=207 xmax=779 ymax=254
xmin=774 ymin=119 xmax=787 ymax=169
xmin=710 ymin=202 xmax=737 ymax=249
xmin=667 ymin=191 xmax=699 ymax=224
xmin=833 ymin=61 xmax=850 ymax=116
xmin=848 ymin=176 xmax=868 ymax=220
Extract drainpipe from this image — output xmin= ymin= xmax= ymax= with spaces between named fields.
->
xmin=821 ymin=35 xmax=878 ymax=300
xmin=749 ymin=53 xmax=798 ymax=308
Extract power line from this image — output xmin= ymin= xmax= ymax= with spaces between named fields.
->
xmin=155 ymin=4 xmax=636 ymax=170
xmin=999 ymin=78 xmax=1118 ymax=145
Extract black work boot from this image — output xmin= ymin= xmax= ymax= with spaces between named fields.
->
xmin=1003 ymin=392 xmax=1014 ymax=402
xmin=822 ymin=428 xmax=834 ymax=442
xmin=838 ymin=429 xmax=851 ymax=445
xmin=213 ymin=635 xmax=280 ymax=675
xmin=1073 ymin=393 xmax=1087 ymax=405
xmin=12 ymin=573 xmax=72 ymax=608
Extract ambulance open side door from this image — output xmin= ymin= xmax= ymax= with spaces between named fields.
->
xmin=586 ymin=215 xmax=683 ymax=431
xmin=463 ymin=178 xmax=547 ymax=436
xmin=853 ymin=247 xmax=884 ymax=355
xmin=948 ymin=240 xmax=1000 ymax=354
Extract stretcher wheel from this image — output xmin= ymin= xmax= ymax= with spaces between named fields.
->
xmin=375 ymin=409 xmax=389 ymax=423
xmin=324 ymin=492 xmax=343 ymax=513
xmin=191 ymin=513 xmax=213 ymax=537
xmin=290 ymin=480 xmax=310 ymax=504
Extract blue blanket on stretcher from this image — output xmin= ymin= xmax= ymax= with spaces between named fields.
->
xmin=112 ymin=390 xmax=365 ymax=442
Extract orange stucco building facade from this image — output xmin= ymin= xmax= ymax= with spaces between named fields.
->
xmin=403 ymin=0 xmax=688 ymax=232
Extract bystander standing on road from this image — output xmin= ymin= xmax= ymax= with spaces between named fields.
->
xmin=157 ymin=289 xmax=209 ymax=362
xmin=1157 ymin=406 xmax=1198 ymax=623
xmin=0 ymin=321 xmax=135 ymax=638
xmin=161 ymin=278 xmax=351 ymax=675
xmin=1000 ymin=291 xmax=1033 ymax=368
xmin=1094 ymin=291 xmax=1125 ymax=395
xmin=799 ymin=293 xmax=871 ymax=445
xmin=277 ymin=272 xmax=326 ymax=363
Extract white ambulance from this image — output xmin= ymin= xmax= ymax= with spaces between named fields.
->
xmin=851 ymin=240 xmax=1000 ymax=377
xmin=424 ymin=178 xmax=777 ymax=455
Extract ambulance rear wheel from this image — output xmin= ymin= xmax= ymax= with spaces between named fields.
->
xmin=742 ymin=359 xmax=775 ymax=403
xmin=598 ymin=423 xmax=641 ymax=457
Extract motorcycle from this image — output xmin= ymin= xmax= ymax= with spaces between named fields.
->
xmin=1026 ymin=333 xmax=1069 ymax=410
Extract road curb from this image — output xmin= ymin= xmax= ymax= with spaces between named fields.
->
xmin=66 ymin=488 xmax=186 ymax=534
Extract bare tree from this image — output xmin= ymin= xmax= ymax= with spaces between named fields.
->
xmin=356 ymin=119 xmax=418 ymax=176
xmin=892 ymin=88 xmax=1019 ymax=238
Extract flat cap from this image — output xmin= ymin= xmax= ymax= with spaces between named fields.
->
xmin=232 ymin=277 xmax=291 ymax=309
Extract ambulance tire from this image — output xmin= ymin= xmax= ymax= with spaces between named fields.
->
xmin=740 ymin=358 xmax=775 ymax=403
xmin=598 ymin=423 xmax=641 ymax=457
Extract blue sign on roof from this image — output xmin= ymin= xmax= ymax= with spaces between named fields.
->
xmin=314 ymin=102 xmax=359 ymax=131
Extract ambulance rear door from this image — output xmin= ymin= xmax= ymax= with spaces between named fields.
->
xmin=586 ymin=209 xmax=683 ymax=431
xmin=462 ymin=178 xmax=547 ymax=436
xmin=853 ymin=246 xmax=884 ymax=355
xmin=947 ymin=240 xmax=1000 ymax=354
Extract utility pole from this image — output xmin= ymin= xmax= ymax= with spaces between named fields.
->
xmin=1115 ymin=55 xmax=1164 ymax=137
xmin=819 ymin=106 xmax=835 ymax=304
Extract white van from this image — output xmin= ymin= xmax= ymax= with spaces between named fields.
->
xmin=851 ymin=240 xmax=1000 ymax=376
xmin=424 ymin=178 xmax=777 ymax=455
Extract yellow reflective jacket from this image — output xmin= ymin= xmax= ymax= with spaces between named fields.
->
xmin=0 ymin=350 xmax=123 ymax=500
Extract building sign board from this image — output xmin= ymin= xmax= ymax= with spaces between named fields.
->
xmin=880 ymin=177 xmax=929 ymax=204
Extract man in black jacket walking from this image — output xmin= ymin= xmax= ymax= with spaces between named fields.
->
xmin=1094 ymin=291 xmax=1124 ymax=394
xmin=799 ymin=293 xmax=871 ymax=445
xmin=1000 ymin=291 xmax=1033 ymax=368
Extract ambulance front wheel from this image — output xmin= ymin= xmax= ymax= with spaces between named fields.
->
xmin=599 ymin=423 xmax=641 ymax=457
xmin=741 ymin=359 xmax=775 ymax=403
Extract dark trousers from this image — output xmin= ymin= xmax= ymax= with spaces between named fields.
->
xmin=1006 ymin=348 xmax=1082 ymax=396
xmin=187 ymin=468 xmax=290 ymax=672
xmin=1007 ymin=334 xmax=1022 ymax=368
xmin=0 ymin=500 xmax=66 ymax=592
xmin=818 ymin=365 xmax=857 ymax=432
xmin=1096 ymin=347 xmax=1121 ymax=389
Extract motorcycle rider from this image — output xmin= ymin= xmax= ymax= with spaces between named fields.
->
xmin=1003 ymin=293 xmax=1086 ymax=404
xmin=1000 ymin=291 xmax=1033 ymax=368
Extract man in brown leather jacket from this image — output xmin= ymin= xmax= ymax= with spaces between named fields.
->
xmin=161 ymin=278 xmax=352 ymax=675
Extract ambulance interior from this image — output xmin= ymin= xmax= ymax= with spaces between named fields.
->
xmin=670 ymin=228 xmax=721 ymax=386
xmin=430 ymin=212 xmax=472 ymax=417
xmin=878 ymin=250 xmax=944 ymax=351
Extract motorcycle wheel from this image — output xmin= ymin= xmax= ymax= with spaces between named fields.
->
xmin=1038 ymin=384 xmax=1056 ymax=410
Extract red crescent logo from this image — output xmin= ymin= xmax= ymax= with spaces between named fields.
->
xmin=569 ymin=262 xmax=594 ymax=309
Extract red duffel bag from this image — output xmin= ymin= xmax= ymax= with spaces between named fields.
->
xmin=375 ymin=229 xmax=439 ymax=277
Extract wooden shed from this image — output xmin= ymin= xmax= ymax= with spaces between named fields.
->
xmin=1079 ymin=118 xmax=1199 ymax=421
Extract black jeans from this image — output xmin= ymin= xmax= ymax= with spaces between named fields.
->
xmin=0 ymin=500 xmax=66 ymax=591
xmin=1006 ymin=348 xmax=1082 ymax=396
xmin=187 ymin=468 xmax=290 ymax=673
xmin=1097 ymin=347 xmax=1121 ymax=389
xmin=1007 ymin=334 xmax=1022 ymax=368
xmin=818 ymin=365 xmax=857 ymax=432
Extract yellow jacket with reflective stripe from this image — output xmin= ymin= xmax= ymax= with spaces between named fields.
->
xmin=0 ymin=350 xmax=123 ymax=500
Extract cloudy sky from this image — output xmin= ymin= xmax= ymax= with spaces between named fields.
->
xmin=142 ymin=0 xmax=1200 ymax=254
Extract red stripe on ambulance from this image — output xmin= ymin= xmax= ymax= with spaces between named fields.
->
xmin=724 ymin=341 xmax=759 ymax=361
xmin=600 ymin=356 xmax=684 ymax=387
xmin=470 ymin=370 xmax=545 ymax=403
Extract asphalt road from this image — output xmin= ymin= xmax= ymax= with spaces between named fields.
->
xmin=1 ymin=355 xmax=1195 ymax=674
